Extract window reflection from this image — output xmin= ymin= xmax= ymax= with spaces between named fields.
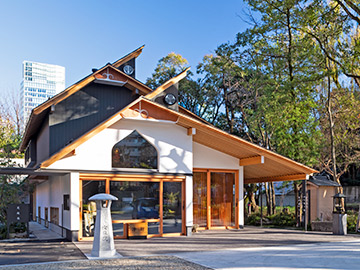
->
xmin=82 ymin=180 xmax=105 ymax=237
xmin=110 ymin=181 xmax=160 ymax=221
xmin=112 ymin=130 xmax=157 ymax=169
xmin=163 ymin=182 xmax=182 ymax=233
xmin=193 ymin=172 xmax=207 ymax=227
xmin=211 ymin=173 xmax=235 ymax=227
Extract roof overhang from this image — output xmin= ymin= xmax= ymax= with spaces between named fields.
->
xmin=0 ymin=167 xmax=66 ymax=176
xmin=38 ymin=97 xmax=317 ymax=183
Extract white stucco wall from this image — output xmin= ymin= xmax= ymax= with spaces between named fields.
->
xmin=185 ymin=175 xmax=193 ymax=228
xmin=69 ymin=172 xmax=80 ymax=231
xmin=35 ymin=173 xmax=71 ymax=234
xmin=193 ymin=142 xmax=239 ymax=170
xmin=49 ymin=119 xmax=192 ymax=174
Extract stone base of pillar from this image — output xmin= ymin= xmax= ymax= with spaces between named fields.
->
xmin=86 ymin=251 xmax=122 ymax=260
xmin=186 ymin=226 xmax=192 ymax=236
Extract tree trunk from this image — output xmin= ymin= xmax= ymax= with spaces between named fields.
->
xmin=327 ymin=73 xmax=339 ymax=187
xmin=356 ymin=204 xmax=360 ymax=233
xmin=265 ymin=182 xmax=271 ymax=215
xmin=271 ymin=182 xmax=276 ymax=214
xmin=294 ymin=182 xmax=299 ymax=226
xmin=249 ymin=191 xmax=258 ymax=213
xmin=245 ymin=184 xmax=259 ymax=213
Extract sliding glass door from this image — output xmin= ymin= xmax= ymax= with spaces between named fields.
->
xmin=193 ymin=170 xmax=238 ymax=229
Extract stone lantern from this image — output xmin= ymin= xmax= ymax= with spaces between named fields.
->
xmin=333 ymin=193 xmax=347 ymax=235
xmin=88 ymin=193 xmax=119 ymax=258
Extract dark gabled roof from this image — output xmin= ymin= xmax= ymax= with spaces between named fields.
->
xmin=309 ymin=175 xmax=341 ymax=187
xmin=20 ymin=47 xmax=150 ymax=151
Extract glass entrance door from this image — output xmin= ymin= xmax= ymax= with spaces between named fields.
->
xmin=210 ymin=172 xmax=235 ymax=227
xmin=193 ymin=170 xmax=237 ymax=229
xmin=193 ymin=172 xmax=207 ymax=227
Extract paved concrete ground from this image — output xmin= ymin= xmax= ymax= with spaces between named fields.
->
xmin=175 ymin=240 xmax=360 ymax=270
xmin=0 ymin=241 xmax=86 ymax=265
xmin=28 ymin=221 xmax=64 ymax=241
xmin=0 ymin=256 xmax=210 ymax=270
xmin=75 ymin=226 xmax=360 ymax=257
xmin=0 ymin=222 xmax=82 ymax=265
xmin=1 ymin=226 xmax=359 ymax=269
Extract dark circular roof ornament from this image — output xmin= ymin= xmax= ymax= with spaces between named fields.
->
xmin=164 ymin=93 xmax=177 ymax=106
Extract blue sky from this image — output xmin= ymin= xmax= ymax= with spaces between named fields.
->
xmin=0 ymin=0 xmax=250 ymax=95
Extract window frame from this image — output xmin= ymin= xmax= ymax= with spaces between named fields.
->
xmin=111 ymin=130 xmax=159 ymax=170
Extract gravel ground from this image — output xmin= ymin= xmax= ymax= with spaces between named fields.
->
xmin=0 ymin=256 xmax=212 ymax=270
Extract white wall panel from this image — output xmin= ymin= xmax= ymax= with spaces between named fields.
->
xmin=193 ymin=142 xmax=239 ymax=169
xmin=49 ymin=119 xmax=192 ymax=174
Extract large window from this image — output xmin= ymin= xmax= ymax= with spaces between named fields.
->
xmin=81 ymin=180 xmax=106 ymax=237
xmin=112 ymin=130 xmax=157 ymax=169
xmin=110 ymin=181 xmax=160 ymax=236
xmin=80 ymin=176 xmax=185 ymax=240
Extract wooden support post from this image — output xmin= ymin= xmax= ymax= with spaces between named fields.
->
xmin=160 ymin=181 xmax=163 ymax=235
xmin=206 ymin=170 xmax=211 ymax=229
xmin=260 ymin=183 xmax=263 ymax=227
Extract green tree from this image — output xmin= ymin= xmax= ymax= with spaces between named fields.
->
xmin=0 ymin=159 xmax=24 ymax=225
xmin=146 ymin=52 xmax=190 ymax=89
xmin=145 ymin=52 xmax=221 ymax=122
xmin=237 ymin=0 xmax=322 ymax=166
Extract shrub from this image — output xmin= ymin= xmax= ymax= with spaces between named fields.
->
xmin=0 ymin=224 xmax=7 ymax=239
xmin=246 ymin=212 xmax=261 ymax=225
xmin=347 ymin=211 xmax=359 ymax=234
xmin=9 ymin=222 xmax=26 ymax=233
xmin=269 ymin=212 xmax=296 ymax=227
xmin=245 ymin=211 xmax=296 ymax=227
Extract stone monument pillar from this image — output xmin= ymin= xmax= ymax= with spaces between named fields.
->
xmin=88 ymin=193 xmax=119 ymax=258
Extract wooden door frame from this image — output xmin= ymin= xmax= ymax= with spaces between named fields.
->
xmin=193 ymin=168 xmax=240 ymax=230
xmin=78 ymin=173 xmax=186 ymax=241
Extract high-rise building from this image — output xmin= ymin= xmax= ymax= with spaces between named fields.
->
xmin=20 ymin=61 xmax=65 ymax=127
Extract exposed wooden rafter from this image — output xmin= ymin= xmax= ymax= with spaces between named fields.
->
xmin=245 ymin=173 xmax=308 ymax=184
xmin=239 ymin=155 xmax=264 ymax=166
xmin=187 ymin=128 xmax=196 ymax=136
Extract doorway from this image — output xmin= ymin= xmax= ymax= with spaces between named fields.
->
xmin=193 ymin=169 xmax=239 ymax=229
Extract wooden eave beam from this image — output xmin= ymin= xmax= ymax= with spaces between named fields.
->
xmin=239 ymin=156 xmax=264 ymax=166
xmin=187 ymin=127 xmax=196 ymax=136
xmin=107 ymin=65 xmax=152 ymax=94
xmin=112 ymin=45 xmax=145 ymax=68
xmin=146 ymin=68 xmax=190 ymax=99
xmin=245 ymin=173 xmax=308 ymax=184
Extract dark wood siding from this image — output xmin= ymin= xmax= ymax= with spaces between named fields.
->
xmin=49 ymin=83 xmax=135 ymax=155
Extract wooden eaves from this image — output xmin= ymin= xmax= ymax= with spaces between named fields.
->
xmin=39 ymin=97 xmax=317 ymax=183
xmin=145 ymin=68 xmax=190 ymax=99
xmin=112 ymin=45 xmax=145 ymax=68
